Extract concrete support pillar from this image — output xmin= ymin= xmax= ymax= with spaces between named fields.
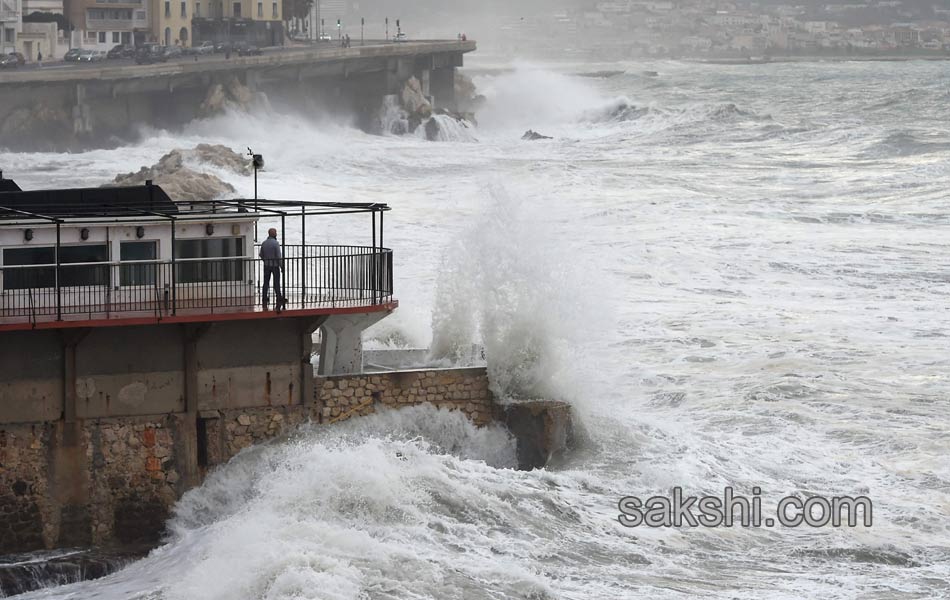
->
xmin=180 ymin=323 xmax=210 ymax=490
xmin=72 ymin=83 xmax=92 ymax=135
xmin=61 ymin=329 xmax=89 ymax=428
xmin=318 ymin=312 xmax=390 ymax=376
xmin=54 ymin=328 xmax=91 ymax=547
xmin=183 ymin=323 xmax=211 ymax=415
xmin=430 ymin=67 xmax=456 ymax=111
xmin=299 ymin=317 xmax=327 ymax=405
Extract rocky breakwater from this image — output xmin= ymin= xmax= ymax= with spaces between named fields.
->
xmin=104 ymin=144 xmax=251 ymax=202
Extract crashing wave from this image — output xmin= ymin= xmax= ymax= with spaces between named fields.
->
xmin=418 ymin=114 xmax=478 ymax=143
xmin=585 ymin=98 xmax=769 ymax=127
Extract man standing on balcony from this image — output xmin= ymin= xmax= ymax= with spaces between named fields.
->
xmin=259 ymin=228 xmax=287 ymax=312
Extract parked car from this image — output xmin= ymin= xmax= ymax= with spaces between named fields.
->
xmin=0 ymin=54 xmax=19 ymax=68
xmin=162 ymin=45 xmax=184 ymax=59
xmin=134 ymin=43 xmax=167 ymax=64
xmin=64 ymin=48 xmax=83 ymax=62
xmin=318 ymin=33 xmax=332 ymax=42
xmin=192 ymin=41 xmax=215 ymax=55
xmin=234 ymin=42 xmax=262 ymax=56
xmin=77 ymin=49 xmax=106 ymax=62
xmin=107 ymin=44 xmax=135 ymax=59
xmin=393 ymin=32 xmax=408 ymax=42
xmin=214 ymin=41 xmax=232 ymax=53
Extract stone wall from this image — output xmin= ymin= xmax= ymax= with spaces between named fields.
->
xmin=316 ymin=368 xmax=494 ymax=427
xmin=0 ymin=367 xmax=494 ymax=554
xmin=0 ymin=423 xmax=52 ymax=551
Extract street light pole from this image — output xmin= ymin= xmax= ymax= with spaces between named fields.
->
xmin=385 ymin=17 xmax=388 ymax=40
xmin=248 ymin=148 xmax=264 ymax=241
xmin=361 ymin=17 xmax=364 ymax=45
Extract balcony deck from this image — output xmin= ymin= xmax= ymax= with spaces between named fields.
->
xmin=0 ymin=245 xmax=395 ymax=332
xmin=0 ymin=186 xmax=395 ymax=333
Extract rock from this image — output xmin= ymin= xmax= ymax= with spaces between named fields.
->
xmin=454 ymin=71 xmax=486 ymax=114
xmin=400 ymin=76 xmax=432 ymax=120
xmin=200 ymin=83 xmax=228 ymax=115
xmin=103 ymin=144 xmax=253 ymax=203
xmin=380 ymin=76 xmax=478 ymax=139
xmin=500 ymin=400 xmax=574 ymax=470
xmin=424 ymin=117 xmax=442 ymax=141
xmin=199 ymin=76 xmax=256 ymax=117
xmin=191 ymin=144 xmax=253 ymax=176
xmin=522 ymin=130 xmax=553 ymax=141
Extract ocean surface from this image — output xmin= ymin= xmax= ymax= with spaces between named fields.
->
xmin=3 ymin=58 xmax=950 ymax=599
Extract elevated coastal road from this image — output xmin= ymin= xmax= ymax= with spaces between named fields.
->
xmin=0 ymin=39 xmax=475 ymax=149
xmin=0 ymin=40 xmax=477 ymax=84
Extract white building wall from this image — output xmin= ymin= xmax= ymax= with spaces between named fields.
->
xmin=0 ymin=219 xmax=258 ymax=316
xmin=0 ymin=0 xmax=22 ymax=53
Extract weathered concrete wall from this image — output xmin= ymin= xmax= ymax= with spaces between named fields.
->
xmin=0 ymin=41 xmax=475 ymax=150
xmin=0 ymin=331 xmax=63 ymax=424
xmin=0 ymin=353 xmax=494 ymax=553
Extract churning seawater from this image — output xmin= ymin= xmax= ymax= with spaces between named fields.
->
xmin=3 ymin=59 xmax=950 ymax=599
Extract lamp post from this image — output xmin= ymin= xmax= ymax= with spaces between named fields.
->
xmin=385 ymin=17 xmax=388 ymax=40
xmin=247 ymin=148 xmax=264 ymax=240
xmin=361 ymin=17 xmax=364 ymax=45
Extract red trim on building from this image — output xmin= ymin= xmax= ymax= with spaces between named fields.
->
xmin=0 ymin=301 xmax=399 ymax=333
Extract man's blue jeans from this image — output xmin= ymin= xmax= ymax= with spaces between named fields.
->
xmin=262 ymin=265 xmax=283 ymax=307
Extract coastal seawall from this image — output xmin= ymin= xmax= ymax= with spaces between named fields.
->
xmin=0 ymin=366 xmax=495 ymax=554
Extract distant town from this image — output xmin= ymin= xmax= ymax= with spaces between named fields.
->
xmin=3 ymin=0 xmax=950 ymax=65
xmin=490 ymin=0 xmax=950 ymax=60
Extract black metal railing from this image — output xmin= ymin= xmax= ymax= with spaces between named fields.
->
xmin=0 ymin=245 xmax=393 ymax=323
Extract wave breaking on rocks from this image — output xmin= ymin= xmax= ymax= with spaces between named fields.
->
xmin=103 ymin=144 xmax=251 ymax=202
xmin=378 ymin=73 xmax=479 ymax=142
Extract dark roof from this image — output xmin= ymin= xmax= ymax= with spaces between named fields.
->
xmin=0 ymin=184 xmax=178 ymax=220
xmin=0 ymin=177 xmax=21 ymax=193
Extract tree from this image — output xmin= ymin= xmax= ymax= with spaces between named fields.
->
xmin=282 ymin=0 xmax=312 ymax=20
xmin=23 ymin=11 xmax=71 ymax=32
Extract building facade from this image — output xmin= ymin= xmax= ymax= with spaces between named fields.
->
xmin=66 ymin=0 xmax=149 ymax=49
xmin=1 ymin=0 xmax=21 ymax=54
xmin=188 ymin=0 xmax=283 ymax=47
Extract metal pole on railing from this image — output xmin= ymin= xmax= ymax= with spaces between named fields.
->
xmin=370 ymin=211 xmax=376 ymax=303
xmin=301 ymin=205 xmax=306 ymax=305
xmin=280 ymin=212 xmax=286 ymax=307
xmin=55 ymin=221 xmax=61 ymax=321
xmin=171 ymin=222 xmax=177 ymax=315
xmin=379 ymin=210 xmax=389 ymax=300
